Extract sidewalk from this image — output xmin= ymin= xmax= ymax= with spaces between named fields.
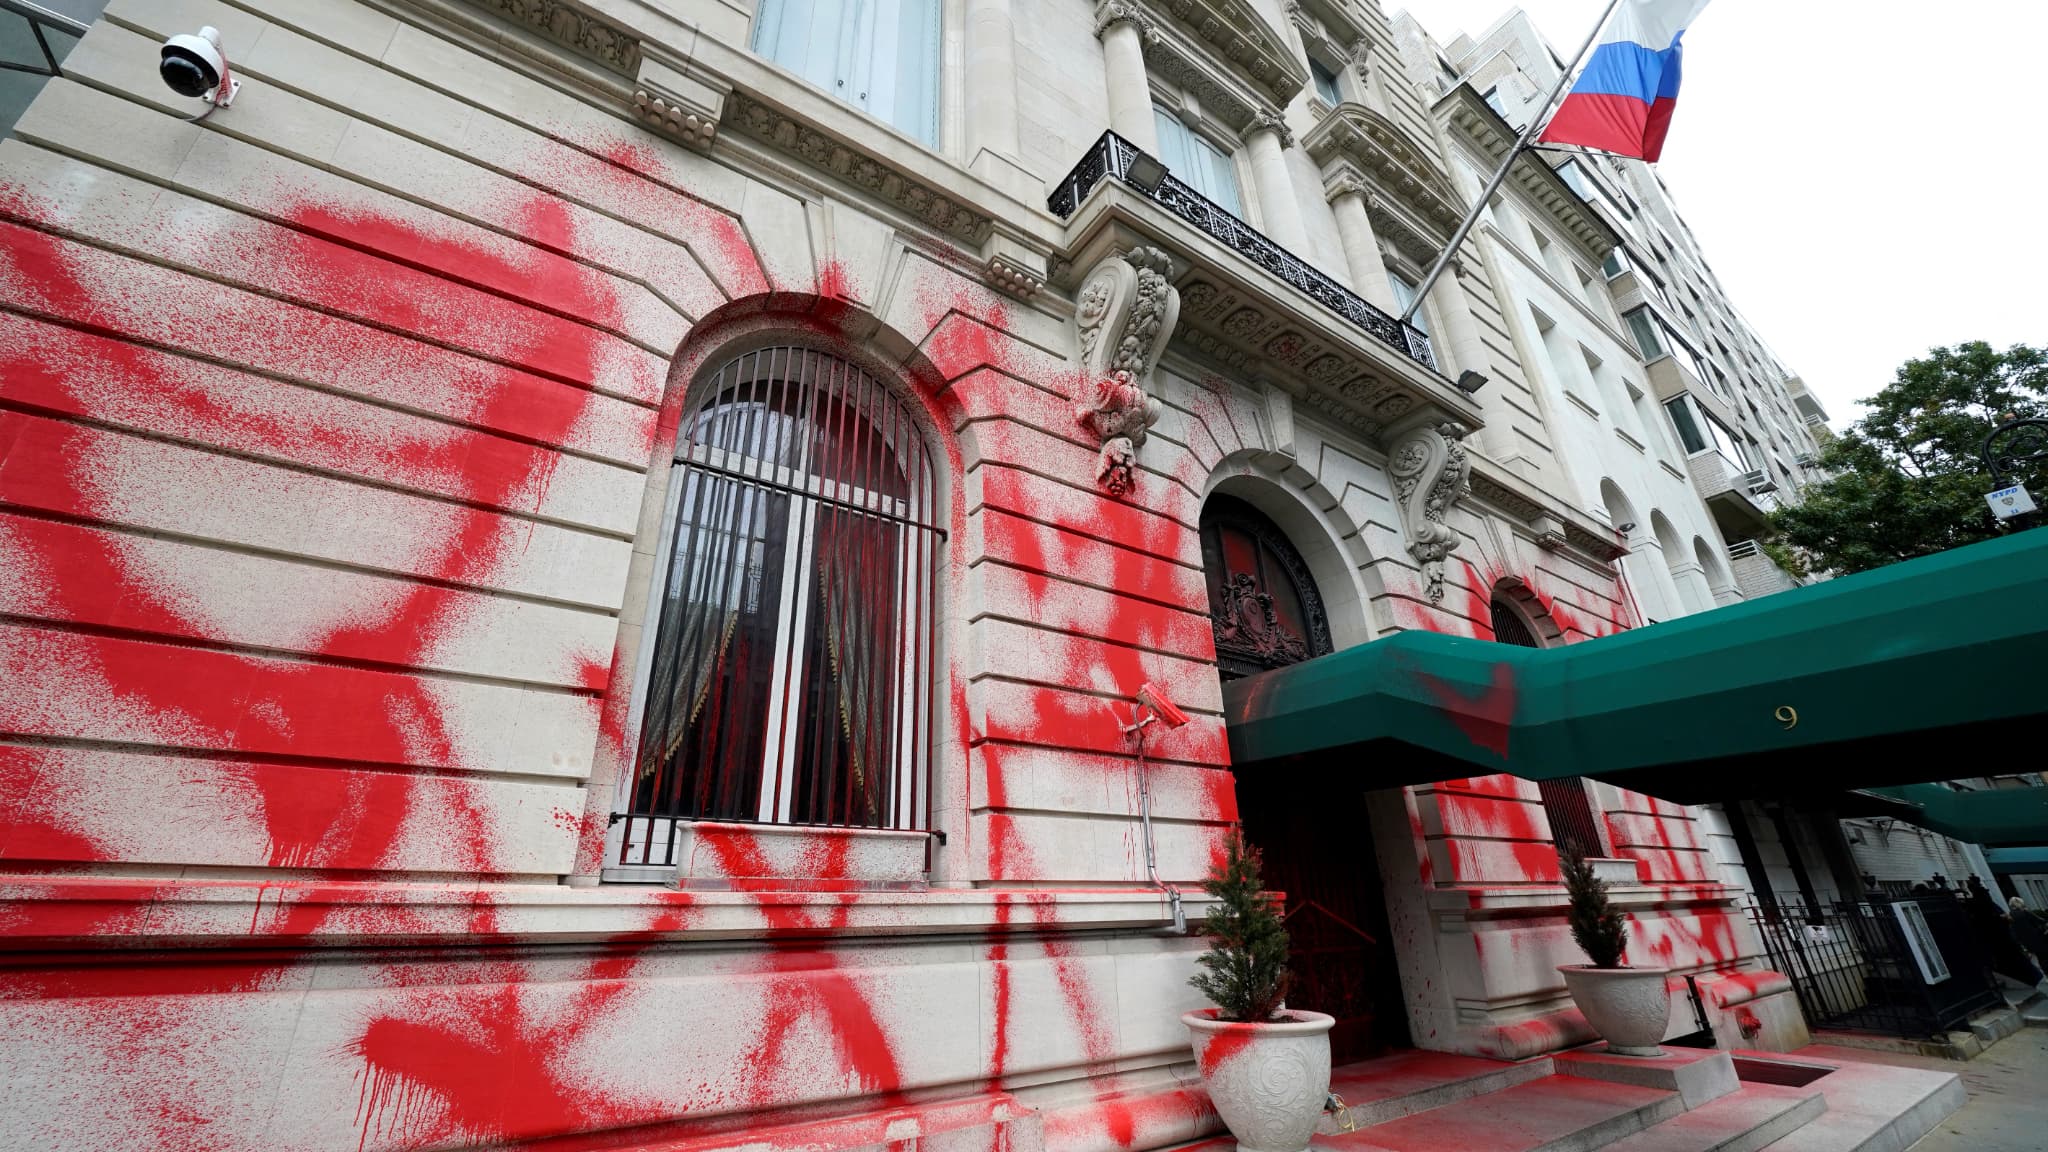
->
xmin=1788 ymin=1030 xmax=2048 ymax=1152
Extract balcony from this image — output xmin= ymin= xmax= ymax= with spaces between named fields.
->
xmin=1784 ymin=373 xmax=1829 ymax=425
xmin=1049 ymin=130 xmax=1435 ymax=372
xmin=1692 ymin=452 xmax=1776 ymax=540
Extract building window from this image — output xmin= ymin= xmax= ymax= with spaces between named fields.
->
xmin=1664 ymin=396 xmax=1708 ymax=454
xmin=1388 ymin=273 xmax=1429 ymax=336
xmin=1153 ymin=106 xmax=1243 ymax=215
xmin=1602 ymin=249 xmax=1630 ymax=279
xmin=1309 ymin=55 xmax=1343 ymax=104
xmin=1482 ymin=86 xmax=1506 ymax=116
xmin=624 ymin=347 xmax=941 ymax=861
xmin=752 ymin=0 xmax=941 ymax=144
xmin=2 ymin=1 xmax=99 ymax=134
xmin=1201 ymin=495 xmax=1332 ymax=680
xmin=1624 ymin=307 xmax=1664 ymax=361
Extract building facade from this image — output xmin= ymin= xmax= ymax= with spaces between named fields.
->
xmin=0 ymin=1 xmax=1806 ymax=1150
xmin=1399 ymin=8 xmax=1829 ymax=603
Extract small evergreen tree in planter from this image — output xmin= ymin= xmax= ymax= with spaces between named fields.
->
xmin=1556 ymin=849 xmax=1670 ymax=1056
xmin=1188 ymin=831 xmax=1291 ymax=1022
xmin=1563 ymin=850 xmax=1629 ymax=969
xmin=1183 ymin=833 xmax=1333 ymax=1152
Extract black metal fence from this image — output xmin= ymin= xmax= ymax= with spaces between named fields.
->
xmin=1047 ymin=130 xmax=1436 ymax=373
xmin=1747 ymin=895 xmax=2005 ymax=1039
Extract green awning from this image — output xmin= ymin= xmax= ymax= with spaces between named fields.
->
xmin=1863 ymin=785 xmax=2048 ymax=849
xmin=1986 ymin=846 xmax=2048 ymax=875
xmin=1225 ymin=528 xmax=2048 ymax=800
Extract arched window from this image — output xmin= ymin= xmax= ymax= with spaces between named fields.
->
xmin=626 ymin=347 xmax=940 ymax=857
xmin=1200 ymin=495 xmax=1332 ymax=680
xmin=1489 ymin=597 xmax=1540 ymax=649
xmin=1491 ymin=593 xmax=1603 ymax=860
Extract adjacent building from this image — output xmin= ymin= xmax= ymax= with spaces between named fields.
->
xmin=1398 ymin=8 xmax=1828 ymax=602
xmin=0 ymin=1 xmax=1855 ymax=1150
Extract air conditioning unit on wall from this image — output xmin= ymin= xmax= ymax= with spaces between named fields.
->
xmin=1742 ymin=469 xmax=1777 ymax=493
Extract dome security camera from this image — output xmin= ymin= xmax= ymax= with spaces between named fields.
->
xmin=160 ymin=26 xmax=238 ymax=108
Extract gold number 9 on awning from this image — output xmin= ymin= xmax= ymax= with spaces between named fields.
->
xmin=1774 ymin=706 xmax=1799 ymax=730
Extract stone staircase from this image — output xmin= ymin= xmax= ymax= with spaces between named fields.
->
xmin=1256 ymin=1042 xmax=1964 ymax=1152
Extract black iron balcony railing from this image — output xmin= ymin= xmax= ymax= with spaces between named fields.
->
xmin=1049 ymin=130 xmax=1435 ymax=372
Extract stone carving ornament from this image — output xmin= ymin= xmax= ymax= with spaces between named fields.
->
xmin=1389 ymin=421 xmax=1473 ymax=603
xmin=1073 ymin=247 xmax=1181 ymax=496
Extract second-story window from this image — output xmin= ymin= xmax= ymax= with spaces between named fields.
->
xmin=1309 ymin=56 xmax=1343 ymax=105
xmin=1389 ymin=273 xmax=1430 ymax=336
xmin=1153 ymin=107 xmax=1243 ymax=216
xmin=752 ymin=0 xmax=941 ymax=144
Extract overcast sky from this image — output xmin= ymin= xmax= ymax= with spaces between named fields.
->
xmin=1393 ymin=1 xmax=2048 ymax=427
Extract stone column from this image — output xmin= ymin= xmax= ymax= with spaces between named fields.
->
xmin=965 ymin=0 xmax=1022 ymax=162
xmin=1244 ymin=113 xmax=1309 ymax=253
xmin=1327 ymin=178 xmax=1397 ymax=312
xmin=1096 ymin=7 xmax=1157 ymax=152
xmin=1426 ymin=259 xmax=1490 ymax=378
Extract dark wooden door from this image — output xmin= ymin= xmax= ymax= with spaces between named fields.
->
xmin=1236 ymin=771 xmax=1410 ymax=1062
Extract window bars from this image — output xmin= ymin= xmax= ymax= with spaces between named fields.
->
xmin=617 ymin=347 xmax=941 ymax=867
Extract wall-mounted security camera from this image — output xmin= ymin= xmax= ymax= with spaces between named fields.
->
xmin=1615 ymin=521 xmax=1637 ymax=535
xmin=1135 ymin=682 xmax=1190 ymax=730
xmin=161 ymin=26 xmax=238 ymax=110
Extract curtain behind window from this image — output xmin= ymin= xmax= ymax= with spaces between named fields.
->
xmin=753 ymin=0 xmax=940 ymax=144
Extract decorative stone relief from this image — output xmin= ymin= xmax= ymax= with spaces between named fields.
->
xmin=1324 ymin=172 xmax=1366 ymax=204
xmin=1244 ymin=110 xmax=1293 ymax=149
xmin=726 ymin=95 xmax=994 ymax=244
xmin=462 ymin=0 xmax=640 ymax=72
xmin=1389 ymin=421 xmax=1472 ymax=604
xmin=633 ymin=89 xmax=716 ymax=147
xmin=1350 ymin=37 xmax=1374 ymax=82
xmin=1093 ymin=0 xmax=1156 ymax=40
xmin=984 ymin=254 xmax=1043 ymax=299
xmin=1073 ymin=247 xmax=1180 ymax=496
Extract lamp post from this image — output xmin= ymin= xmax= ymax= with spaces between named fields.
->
xmin=1981 ymin=415 xmax=2048 ymax=528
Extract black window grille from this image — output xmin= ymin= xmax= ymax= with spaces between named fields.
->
xmin=616 ymin=347 xmax=941 ymax=866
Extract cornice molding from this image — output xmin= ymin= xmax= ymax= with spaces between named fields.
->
xmin=725 ymin=94 xmax=995 ymax=245
xmin=1096 ymin=0 xmax=1307 ymax=123
xmin=1439 ymin=85 xmax=1619 ymax=260
xmin=458 ymin=0 xmax=640 ymax=73
xmin=1303 ymin=103 xmax=1462 ymax=238
xmin=1467 ymin=465 xmax=1629 ymax=562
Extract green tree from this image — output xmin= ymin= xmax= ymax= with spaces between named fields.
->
xmin=1561 ymin=850 xmax=1628 ymax=969
xmin=1188 ymin=831 xmax=1291 ymax=1022
xmin=1768 ymin=342 xmax=2047 ymax=575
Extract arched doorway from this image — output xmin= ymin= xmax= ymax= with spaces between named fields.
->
xmin=1202 ymin=494 xmax=1407 ymax=1060
xmin=1489 ymin=588 xmax=1603 ymax=861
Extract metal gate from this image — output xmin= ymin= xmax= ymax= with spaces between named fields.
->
xmin=1748 ymin=896 xmax=2004 ymax=1038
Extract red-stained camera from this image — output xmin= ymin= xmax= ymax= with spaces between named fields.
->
xmin=1135 ymin=682 xmax=1189 ymax=729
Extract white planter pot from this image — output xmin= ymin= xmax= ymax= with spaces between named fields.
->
xmin=1183 ymin=1009 xmax=1334 ymax=1152
xmin=1560 ymin=965 xmax=1672 ymax=1056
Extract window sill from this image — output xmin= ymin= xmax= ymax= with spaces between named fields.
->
xmin=0 ymin=876 xmax=1205 ymax=948
xmin=669 ymin=821 xmax=931 ymax=891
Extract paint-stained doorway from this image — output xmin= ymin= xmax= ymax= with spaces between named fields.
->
xmin=1202 ymin=494 xmax=1410 ymax=1060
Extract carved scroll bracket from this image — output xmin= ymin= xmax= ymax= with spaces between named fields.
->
xmin=1074 ymin=247 xmax=1181 ymax=496
xmin=1389 ymin=421 xmax=1472 ymax=604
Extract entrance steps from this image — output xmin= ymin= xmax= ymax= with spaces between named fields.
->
xmin=1154 ymin=1043 xmax=1961 ymax=1152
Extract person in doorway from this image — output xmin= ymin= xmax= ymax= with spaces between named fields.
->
xmin=1967 ymin=876 xmax=2044 ymax=987
xmin=2010 ymin=896 xmax=2048 ymax=975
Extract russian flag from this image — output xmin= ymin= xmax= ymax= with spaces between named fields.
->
xmin=1540 ymin=0 xmax=1711 ymax=162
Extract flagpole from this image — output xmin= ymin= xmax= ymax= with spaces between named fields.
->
xmin=1400 ymin=0 xmax=1626 ymax=326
